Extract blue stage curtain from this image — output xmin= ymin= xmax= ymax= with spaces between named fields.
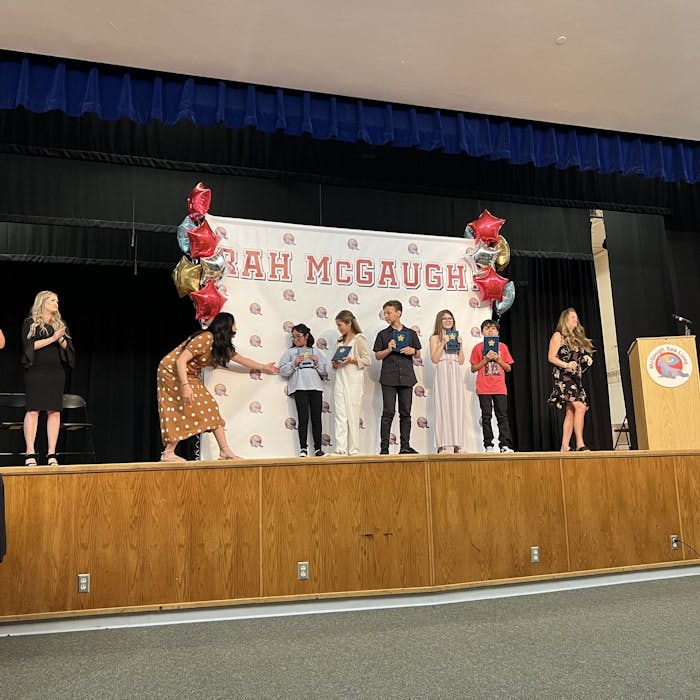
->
xmin=1 ymin=51 xmax=699 ymax=184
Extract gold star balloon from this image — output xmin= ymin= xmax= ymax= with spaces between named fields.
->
xmin=172 ymin=256 xmax=202 ymax=298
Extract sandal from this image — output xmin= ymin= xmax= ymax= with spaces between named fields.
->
xmin=24 ymin=453 xmax=38 ymax=466
xmin=160 ymin=452 xmax=186 ymax=462
xmin=47 ymin=453 xmax=59 ymax=466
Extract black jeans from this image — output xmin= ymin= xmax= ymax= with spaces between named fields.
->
xmin=293 ymin=390 xmax=323 ymax=451
xmin=478 ymin=394 xmax=513 ymax=449
xmin=380 ymin=384 xmax=413 ymax=450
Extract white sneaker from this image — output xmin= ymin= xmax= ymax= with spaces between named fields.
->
xmin=485 ymin=446 xmax=497 ymax=453
xmin=500 ymin=446 xmax=515 ymax=453
xmin=299 ymin=448 xmax=308 ymax=457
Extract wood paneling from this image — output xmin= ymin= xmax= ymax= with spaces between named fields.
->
xmin=430 ymin=456 xmax=568 ymax=584
xmin=0 ymin=451 xmax=698 ymax=620
xmin=261 ymin=459 xmax=430 ymax=596
xmin=629 ymin=337 xmax=700 ymax=449
xmin=563 ymin=455 xmax=683 ymax=570
xmin=673 ymin=453 xmax=700 ymax=558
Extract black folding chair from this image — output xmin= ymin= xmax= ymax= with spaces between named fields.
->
xmin=58 ymin=394 xmax=96 ymax=463
xmin=0 ymin=393 xmax=26 ymax=463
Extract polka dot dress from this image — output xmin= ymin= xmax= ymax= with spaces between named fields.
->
xmin=157 ymin=332 xmax=225 ymax=444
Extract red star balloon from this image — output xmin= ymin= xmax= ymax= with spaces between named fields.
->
xmin=474 ymin=267 xmax=509 ymax=303
xmin=190 ymin=279 xmax=225 ymax=323
xmin=466 ymin=210 xmax=505 ymax=246
xmin=188 ymin=219 xmax=218 ymax=259
xmin=187 ymin=182 xmax=212 ymax=217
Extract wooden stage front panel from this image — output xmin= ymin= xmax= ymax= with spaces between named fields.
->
xmin=0 ymin=450 xmax=698 ymax=621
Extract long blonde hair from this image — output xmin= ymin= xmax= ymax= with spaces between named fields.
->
xmin=27 ymin=290 xmax=68 ymax=339
xmin=556 ymin=307 xmax=594 ymax=353
xmin=335 ymin=309 xmax=362 ymax=338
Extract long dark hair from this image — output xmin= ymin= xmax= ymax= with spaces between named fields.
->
xmin=291 ymin=323 xmax=314 ymax=348
xmin=188 ymin=312 xmax=236 ymax=367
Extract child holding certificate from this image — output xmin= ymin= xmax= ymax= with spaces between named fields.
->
xmin=373 ymin=300 xmax=421 ymax=455
xmin=331 ymin=310 xmax=371 ymax=455
xmin=429 ymin=309 xmax=465 ymax=454
xmin=278 ymin=323 xmax=329 ymax=457
xmin=469 ymin=318 xmax=514 ymax=453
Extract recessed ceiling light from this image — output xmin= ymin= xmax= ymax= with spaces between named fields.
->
xmin=555 ymin=35 xmax=567 ymax=45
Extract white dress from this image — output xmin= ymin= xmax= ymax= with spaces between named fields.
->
xmin=332 ymin=334 xmax=370 ymax=454
xmin=433 ymin=349 xmax=466 ymax=452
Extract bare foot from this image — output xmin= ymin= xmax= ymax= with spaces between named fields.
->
xmin=560 ymin=446 xmax=571 ymax=453
xmin=219 ymin=449 xmax=241 ymax=460
xmin=161 ymin=452 xmax=186 ymax=462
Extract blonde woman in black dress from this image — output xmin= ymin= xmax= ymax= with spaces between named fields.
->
xmin=22 ymin=291 xmax=74 ymax=466
xmin=547 ymin=308 xmax=594 ymax=452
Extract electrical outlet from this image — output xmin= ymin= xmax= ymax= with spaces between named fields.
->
xmin=77 ymin=573 xmax=90 ymax=593
xmin=670 ymin=535 xmax=680 ymax=550
xmin=530 ymin=546 xmax=540 ymax=564
xmin=297 ymin=561 xmax=309 ymax=580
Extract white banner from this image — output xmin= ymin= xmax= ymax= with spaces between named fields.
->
xmin=200 ymin=216 xmax=494 ymax=459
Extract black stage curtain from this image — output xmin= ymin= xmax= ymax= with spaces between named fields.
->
xmin=604 ymin=211 xmax=676 ymax=448
xmin=500 ymin=256 xmax=612 ymax=452
xmin=0 ymin=261 xmax=196 ymax=464
xmin=0 ymin=107 xmax=689 ymax=461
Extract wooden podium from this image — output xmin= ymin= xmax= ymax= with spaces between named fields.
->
xmin=628 ymin=336 xmax=700 ymax=449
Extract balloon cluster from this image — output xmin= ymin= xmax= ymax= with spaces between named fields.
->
xmin=171 ymin=183 xmax=227 ymax=325
xmin=464 ymin=210 xmax=515 ymax=316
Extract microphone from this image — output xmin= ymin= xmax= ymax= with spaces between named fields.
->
xmin=673 ymin=314 xmax=694 ymax=325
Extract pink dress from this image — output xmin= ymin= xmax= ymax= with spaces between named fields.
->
xmin=433 ymin=346 xmax=466 ymax=451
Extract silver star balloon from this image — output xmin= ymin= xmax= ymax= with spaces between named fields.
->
xmin=468 ymin=240 xmax=499 ymax=269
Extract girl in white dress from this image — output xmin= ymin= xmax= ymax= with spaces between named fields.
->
xmin=429 ymin=309 xmax=466 ymax=453
xmin=332 ymin=310 xmax=371 ymax=455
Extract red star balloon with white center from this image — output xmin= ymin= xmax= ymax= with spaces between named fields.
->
xmin=465 ymin=210 xmax=505 ymax=246
xmin=474 ymin=266 xmax=509 ymax=303
xmin=187 ymin=182 xmax=212 ymax=217
xmin=188 ymin=219 xmax=218 ymax=259
xmin=191 ymin=279 xmax=225 ymax=323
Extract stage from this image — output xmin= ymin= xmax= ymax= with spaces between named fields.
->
xmin=1 ymin=449 xmax=699 ymax=622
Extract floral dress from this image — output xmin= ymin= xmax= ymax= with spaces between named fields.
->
xmin=547 ymin=343 xmax=591 ymax=410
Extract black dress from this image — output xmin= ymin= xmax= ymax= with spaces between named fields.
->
xmin=547 ymin=343 xmax=591 ymax=410
xmin=21 ymin=319 xmax=75 ymax=411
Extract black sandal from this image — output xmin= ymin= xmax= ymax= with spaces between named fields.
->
xmin=24 ymin=453 xmax=38 ymax=466
xmin=577 ymin=445 xmax=591 ymax=451
xmin=47 ymin=453 xmax=59 ymax=466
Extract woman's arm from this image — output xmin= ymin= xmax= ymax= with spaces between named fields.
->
xmin=353 ymin=334 xmax=371 ymax=369
xmin=175 ymin=347 xmax=195 ymax=406
xmin=230 ymin=351 xmax=279 ymax=374
xmin=277 ymin=349 xmax=296 ymax=378
xmin=548 ymin=332 xmax=576 ymax=371
xmin=0 ymin=328 xmax=5 ymax=349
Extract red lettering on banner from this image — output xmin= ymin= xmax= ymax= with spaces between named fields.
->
xmin=306 ymin=255 xmax=332 ymax=284
xmin=401 ymin=261 xmax=421 ymax=289
xmin=377 ymin=260 xmax=400 ymax=288
xmin=336 ymin=260 xmax=353 ymax=285
xmin=220 ymin=248 xmax=237 ymax=277
xmin=268 ymin=251 xmax=292 ymax=282
xmin=445 ymin=263 xmax=467 ymax=290
xmin=356 ymin=259 xmax=374 ymax=286
xmin=241 ymin=250 xmax=265 ymax=280
xmin=425 ymin=263 xmax=443 ymax=290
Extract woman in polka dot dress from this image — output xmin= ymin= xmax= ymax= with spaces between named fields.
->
xmin=157 ymin=312 xmax=278 ymax=462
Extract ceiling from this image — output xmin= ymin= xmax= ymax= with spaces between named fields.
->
xmin=4 ymin=0 xmax=700 ymax=142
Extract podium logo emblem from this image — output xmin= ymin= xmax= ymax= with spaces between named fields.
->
xmin=646 ymin=344 xmax=692 ymax=387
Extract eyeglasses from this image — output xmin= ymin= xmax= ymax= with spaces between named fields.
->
xmin=291 ymin=333 xmax=306 ymax=339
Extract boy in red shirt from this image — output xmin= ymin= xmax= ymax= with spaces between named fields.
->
xmin=469 ymin=319 xmax=515 ymax=453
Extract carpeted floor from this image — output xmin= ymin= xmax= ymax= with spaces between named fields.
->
xmin=1 ymin=577 xmax=699 ymax=699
